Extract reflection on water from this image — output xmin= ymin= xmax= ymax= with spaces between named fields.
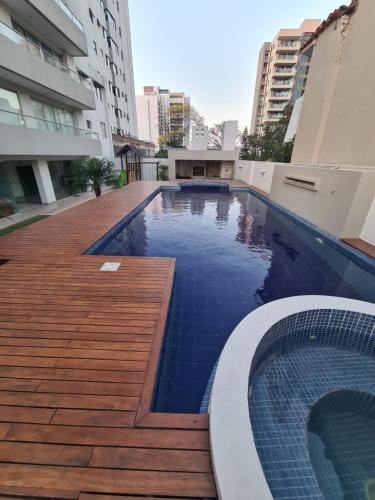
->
xmin=98 ymin=187 xmax=375 ymax=413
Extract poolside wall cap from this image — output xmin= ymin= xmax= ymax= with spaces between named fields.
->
xmin=209 ymin=295 xmax=375 ymax=500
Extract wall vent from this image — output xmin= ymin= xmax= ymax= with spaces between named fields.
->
xmin=283 ymin=175 xmax=320 ymax=191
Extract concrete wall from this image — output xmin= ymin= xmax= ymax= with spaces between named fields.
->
xmin=360 ymin=195 xmax=375 ymax=245
xmin=221 ymin=121 xmax=237 ymax=151
xmin=269 ymin=165 xmax=375 ymax=240
xmin=191 ymin=125 xmax=208 ymax=150
xmin=292 ymin=0 xmax=375 ymax=166
xmin=285 ymin=96 xmax=303 ymax=142
xmin=169 ymin=149 xmax=238 ymax=180
xmin=234 ymin=160 xmax=278 ymax=194
xmin=0 ymin=122 xmax=101 ymax=158
xmin=0 ymin=34 xmax=95 ymax=110
xmin=136 ymin=93 xmax=159 ymax=145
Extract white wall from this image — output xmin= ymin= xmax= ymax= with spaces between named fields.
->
xmin=285 ymin=96 xmax=303 ymax=142
xmin=221 ymin=121 xmax=237 ymax=150
xmin=190 ymin=126 xmax=208 ymax=150
xmin=359 ymin=195 xmax=375 ymax=245
xmin=270 ymin=165 xmax=375 ymax=239
xmin=234 ymin=160 xmax=278 ymax=194
xmin=136 ymin=94 xmax=159 ymax=145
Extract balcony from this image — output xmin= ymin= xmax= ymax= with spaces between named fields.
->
xmin=269 ymin=93 xmax=291 ymax=100
xmin=0 ymin=22 xmax=95 ymax=110
xmin=0 ymin=109 xmax=101 ymax=158
xmin=1 ymin=0 xmax=88 ymax=56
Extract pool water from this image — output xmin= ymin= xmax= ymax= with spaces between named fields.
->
xmin=96 ymin=186 xmax=375 ymax=413
xmin=308 ymin=392 xmax=375 ymax=500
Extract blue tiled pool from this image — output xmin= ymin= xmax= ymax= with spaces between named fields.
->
xmin=89 ymin=185 xmax=375 ymax=413
xmin=249 ymin=309 xmax=375 ymax=499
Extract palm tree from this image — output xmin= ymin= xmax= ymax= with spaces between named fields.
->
xmin=71 ymin=157 xmax=116 ymax=197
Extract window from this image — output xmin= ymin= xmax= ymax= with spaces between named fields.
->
xmin=102 ymin=26 xmax=106 ymax=39
xmin=86 ymin=120 xmax=92 ymax=129
xmin=89 ymin=8 xmax=94 ymax=23
xmin=119 ymin=27 xmax=121 ymax=38
xmin=100 ymin=122 xmax=107 ymax=137
xmin=111 ymin=62 xmax=118 ymax=75
xmin=109 ymin=81 xmax=113 ymax=92
xmin=0 ymin=87 xmax=22 ymax=126
xmin=105 ymin=9 xmax=116 ymax=30
xmin=116 ymin=1 xmax=119 ymax=12
xmin=100 ymin=0 xmax=104 ymax=11
xmin=97 ymin=18 xmax=100 ymax=28
xmin=94 ymin=82 xmax=103 ymax=101
xmin=12 ymin=20 xmax=62 ymax=63
xmin=105 ymin=55 xmax=110 ymax=66
xmin=100 ymin=48 xmax=104 ymax=57
xmin=107 ymin=36 xmax=119 ymax=54
xmin=114 ymin=108 xmax=122 ymax=118
xmin=31 ymin=100 xmax=74 ymax=130
xmin=92 ymin=40 xmax=97 ymax=55
xmin=121 ymin=50 xmax=124 ymax=61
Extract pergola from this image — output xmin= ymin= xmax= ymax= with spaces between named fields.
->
xmin=116 ymin=144 xmax=142 ymax=182
xmin=116 ymin=144 xmax=161 ymax=183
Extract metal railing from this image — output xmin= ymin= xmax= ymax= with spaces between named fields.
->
xmin=0 ymin=109 xmax=99 ymax=140
xmin=0 ymin=22 xmax=91 ymax=89
xmin=53 ymin=0 xmax=84 ymax=31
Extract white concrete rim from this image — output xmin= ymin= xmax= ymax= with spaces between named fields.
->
xmin=209 ymin=295 xmax=375 ymax=500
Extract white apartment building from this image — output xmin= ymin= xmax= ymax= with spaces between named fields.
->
xmin=136 ymin=86 xmax=190 ymax=150
xmin=250 ymin=19 xmax=320 ymax=136
xmin=0 ymin=0 xmax=137 ymax=213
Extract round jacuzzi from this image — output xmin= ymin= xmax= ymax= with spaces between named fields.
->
xmin=209 ymin=296 xmax=375 ymax=500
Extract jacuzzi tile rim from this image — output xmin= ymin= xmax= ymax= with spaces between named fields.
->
xmin=249 ymin=308 xmax=375 ymax=499
xmin=209 ymin=296 xmax=375 ymax=500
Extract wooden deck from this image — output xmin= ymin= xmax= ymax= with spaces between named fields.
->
xmin=0 ymin=182 xmax=216 ymax=499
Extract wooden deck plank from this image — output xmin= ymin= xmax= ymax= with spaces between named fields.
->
xmin=0 ymin=182 xmax=217 ymax=498
xmin=5 ymin=424 xmax=210 ymax=450
xmin=0 ymin=464 xmax=216 ymax=498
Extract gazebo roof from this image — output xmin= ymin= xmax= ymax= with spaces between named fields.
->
xmin=116 ymin=144 xmax=142 ymax=157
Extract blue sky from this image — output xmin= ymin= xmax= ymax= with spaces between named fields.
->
xmin=128 ymin=0 xmax=340 ymax=130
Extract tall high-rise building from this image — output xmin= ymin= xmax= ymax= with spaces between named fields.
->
xmin=250 ymin=19 xmax=320 ymax=136
xmin=136 ymin=86 xmax=190 ymax=150
xmin=0 ymin=0 xmax=137 ymax=213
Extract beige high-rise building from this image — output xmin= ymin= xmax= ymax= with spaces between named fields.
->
xmin=250 ymin=19 xmax=320 ymax=135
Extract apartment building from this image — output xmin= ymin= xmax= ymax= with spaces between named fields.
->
xmin=136 ymin=86 xmax=191 ymax=150
xmin=0 ymin=0 xmax=137 ymax=214
xmin=250 ymin=19 xmax=320 ymax=135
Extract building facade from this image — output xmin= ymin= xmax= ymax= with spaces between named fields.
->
xmin=0 ymin=0 xmax=137 ymax=214
xmin=292 ymin=1 xmax=374 ymax=167
xmin=136 ymin=86 xmax=190 ymax=150
xmin=250 ymin=19 xmax=320 ymax=136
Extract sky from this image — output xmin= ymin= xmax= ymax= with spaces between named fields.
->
xmin=128 ymin=0 xmax=341 ymax=131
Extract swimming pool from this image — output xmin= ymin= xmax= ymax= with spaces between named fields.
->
xmin=89 ymin=185 xmax=375 ymax=413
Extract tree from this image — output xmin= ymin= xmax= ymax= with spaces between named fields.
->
xmin=158 ymin=105 xmax=204 ymax=149
xmin=208 ymin=123 xmax=223 ymax=150
xmin=240 ymin=126 xmax=251 ymax=157
xmin=208 ymin=123 xmax=242 ymax=150
xmin=239 ymin=104 xmax=295 ymax=163
xmin=71 ymin=157 xmax=116 ymax=197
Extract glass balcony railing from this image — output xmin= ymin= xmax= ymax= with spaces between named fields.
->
xmin=0 ymin=22 xmax=91 ymax=89
xmin=0 ymin=109 xmax=99 ymax=140
xmin=53 ymin=0 xmax=84 ymax=31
